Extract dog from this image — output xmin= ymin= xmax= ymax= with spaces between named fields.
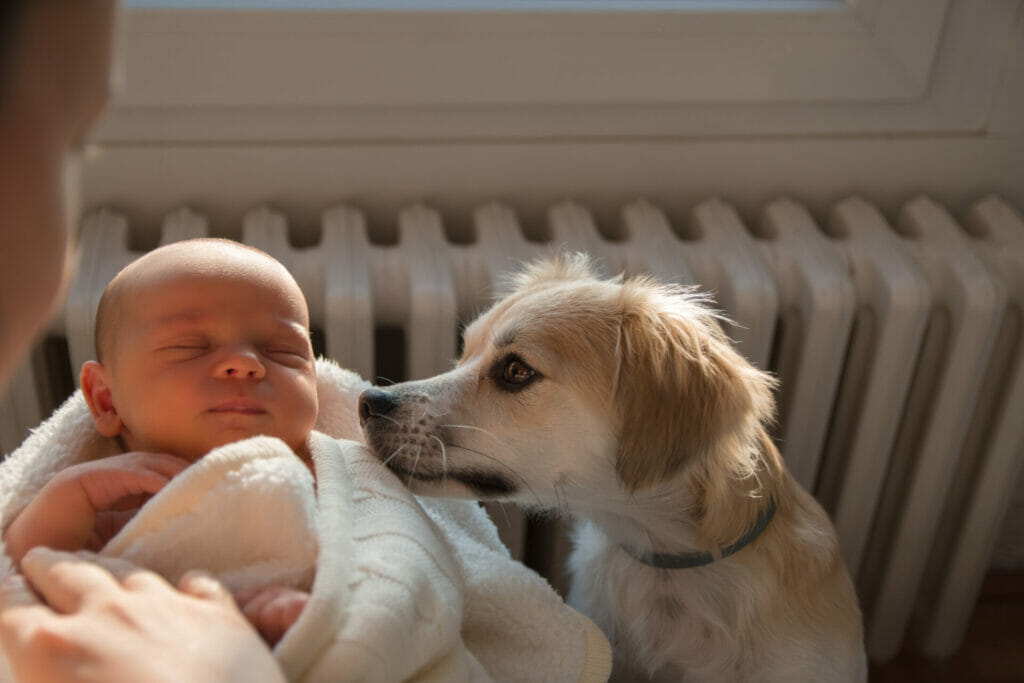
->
xmin=359 ymin=254 xmax=866 ymax=682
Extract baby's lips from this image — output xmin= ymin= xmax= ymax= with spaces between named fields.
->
xmin=208 ymin=398 xmax=266 ymax=414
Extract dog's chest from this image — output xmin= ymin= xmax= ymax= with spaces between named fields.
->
xmin=571 ymin=543 xmax=752 ymax=681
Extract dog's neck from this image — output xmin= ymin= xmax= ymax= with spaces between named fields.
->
xmin=577 ymin=478 xmax=712 ymax=559
xmin=622 ymin=498 xmax=777 ymax=568
xmin=578 ymin=429 xmax=784 ymax=560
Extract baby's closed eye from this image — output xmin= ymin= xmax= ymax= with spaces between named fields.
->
xmin=155 ymin=337 xmax=210 ymax=359
xmin=264 ymin=344 xmax=311 ymax=367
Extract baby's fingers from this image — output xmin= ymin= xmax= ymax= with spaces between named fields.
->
xmin=76 ymin=453 xmax=190 ymax=511
xmin=237 ymin=585 xmax=285 ymax=621
xmin=113 ymin=452 xmax=191 ymax=479
xmin=235 ymin=586 xmax=308 ymax=645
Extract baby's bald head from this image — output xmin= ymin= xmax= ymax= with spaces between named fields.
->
xmin=93 ymin=239 xmax=307 ymax=365
xmin=81 ymin=237 xmax=318 ymax=461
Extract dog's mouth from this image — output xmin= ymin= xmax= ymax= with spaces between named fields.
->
xmin=359 ymin=388 xmax=518 ymax=498
xmin=383 ymin=459 xmax=518 ymax=497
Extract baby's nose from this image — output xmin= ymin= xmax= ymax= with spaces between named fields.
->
xmin=216 ymin=349 xmax=266 ymax=379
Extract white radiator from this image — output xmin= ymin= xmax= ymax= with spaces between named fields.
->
xmin=2 ymin=194 xmax=1022 ymax=664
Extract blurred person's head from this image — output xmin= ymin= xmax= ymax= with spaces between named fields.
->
xmin=0 ymin=0 xmax=117 ymax=388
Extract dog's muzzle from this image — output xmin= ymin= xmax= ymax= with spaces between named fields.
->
xmin=357 ymin=386 xmax=519 ymax=498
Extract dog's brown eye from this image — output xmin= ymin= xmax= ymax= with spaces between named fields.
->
xmin=493 ymin=355 xmax=538 ymax=391
xmin=504 ymin=360 xmax=533 ymax=384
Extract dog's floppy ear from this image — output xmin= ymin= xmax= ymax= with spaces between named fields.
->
xmin=613 ymin=281 xmax=775 ymax=491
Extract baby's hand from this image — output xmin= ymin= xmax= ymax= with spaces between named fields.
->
xmin=235 ymin=585 xmax=310 ymax=646
xmin=3 ymin=452 xmax=189 ymax=566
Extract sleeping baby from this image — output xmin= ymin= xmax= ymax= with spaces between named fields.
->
xmin=0 ymin=239 xmax=611 ymax=682
xmin=5 ymin=237 xmax=318 ymax=643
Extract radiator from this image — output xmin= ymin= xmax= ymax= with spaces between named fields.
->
xmin=2 ymin=194 xmax=1022 ymax=665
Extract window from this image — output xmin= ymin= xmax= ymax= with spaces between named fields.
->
xmin=101 ymin=0 xmax=1010 ymax=143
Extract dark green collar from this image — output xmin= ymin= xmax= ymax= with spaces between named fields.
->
xmin=623 ymin=499 xmax=778 ymax=570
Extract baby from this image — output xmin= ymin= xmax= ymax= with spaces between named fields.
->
xmin=2 ymin=238 xmax=317 ymax=645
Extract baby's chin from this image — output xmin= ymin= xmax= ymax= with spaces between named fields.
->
xmin=191 ymin=431 xmax=308 ymax=460
xmin=122 ymin=430 xmax=294 ymax=462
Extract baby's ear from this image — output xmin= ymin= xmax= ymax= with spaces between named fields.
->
xmin=80 ymin=361 xmax=123 ymax=437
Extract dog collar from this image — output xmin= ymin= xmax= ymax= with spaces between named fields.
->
xmin=622 ymin=499 xmax=778 ymax=570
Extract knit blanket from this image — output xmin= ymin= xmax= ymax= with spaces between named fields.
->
xmin=0 ymin=359 xmax=611 ymax=682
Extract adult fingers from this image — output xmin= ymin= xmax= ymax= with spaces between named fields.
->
xmin=18 ymin=548 xmax=117 ymax=614
xmin=0 ymin=574 xmax=52 ymax=670
xmin=79 ymin=552 xmax=172 ymax=594
xmin=0 ymin=575 xmax=41 ymax=611
xmin=178 ymin=570 xmax=235 ymax=607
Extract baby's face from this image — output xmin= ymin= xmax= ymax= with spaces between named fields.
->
xmin=103 ymin=263 xmax=318 ymax=461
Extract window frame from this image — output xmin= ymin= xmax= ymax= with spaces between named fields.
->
xmin=97 ymin=0 xmax=1011 ymax=142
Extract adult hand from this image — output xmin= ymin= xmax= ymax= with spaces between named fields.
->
xmin=3 ymin=452 xmax=190 ymax=566
xmin=0 ymin=548 xmax=285 ymax=683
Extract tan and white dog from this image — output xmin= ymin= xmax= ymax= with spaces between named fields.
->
xmin=359 ymin=254 xmax=866 ymax=682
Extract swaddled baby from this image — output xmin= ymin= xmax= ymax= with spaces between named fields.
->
xmin=4 ymin=238 xmax=320 ymax=643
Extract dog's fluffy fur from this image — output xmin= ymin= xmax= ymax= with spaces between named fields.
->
xmin=359 ymin=254 xmax=866 ymax=681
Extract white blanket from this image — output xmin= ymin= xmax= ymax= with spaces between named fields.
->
xmin=0 ymin=359 xmax=611 ymax=682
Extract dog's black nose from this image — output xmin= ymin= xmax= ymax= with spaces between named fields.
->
xmin=359 ymin=388 xmax=400 ymax=424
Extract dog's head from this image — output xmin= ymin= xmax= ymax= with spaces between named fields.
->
xmin=359 ymin=253 xmax=777 ymax=515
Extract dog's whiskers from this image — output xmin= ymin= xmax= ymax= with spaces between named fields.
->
xmin=442 ymin=441 xmax=507 ymax=472
xmin=555 ymin=481 xmax=571 ymax=518
xmin=382 ymin=442 xmax=407 ymax=466
xmin=445 ymin=442 xmax=542 ymax=507
xmin=408 ymin=445 xmax=422 ymax=488
xmin=439 ymin=424 xmax=510 ymax=448
xmin=373 ymin=412 xmax=403 ymax=428
xmin=492 ymin=501 xmax=513 ymax=531
xmin=430 ymin=434 xmax=447 ymax=479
